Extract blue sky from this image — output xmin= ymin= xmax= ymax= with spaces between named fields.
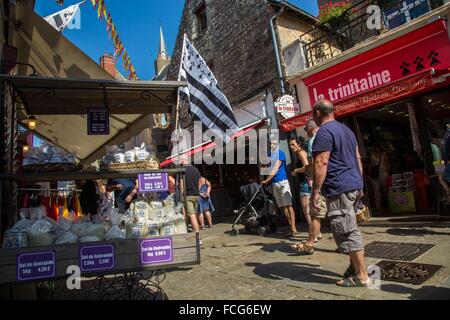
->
xmin=35 ymin=1 xmax=318 ymax=80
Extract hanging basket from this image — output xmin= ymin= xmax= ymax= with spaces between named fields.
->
xmin=99 ymin=159 xmax=160 ymax=172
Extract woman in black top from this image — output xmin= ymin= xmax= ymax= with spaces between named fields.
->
xmin=289 ymin=137 xmax=320 ymax=240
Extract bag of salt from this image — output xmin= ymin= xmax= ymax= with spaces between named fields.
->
xmin=55 ymin=211 xmax=78 ymax=245
xmin=105 ymin=208 xmax=126 ymax=240
xmin=29 ymin=206 xmax=56 ymax=247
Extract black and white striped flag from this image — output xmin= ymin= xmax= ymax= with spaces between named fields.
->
xmin=44 ymin=2 xmax=83 ymax=32
xmin=178 ymin=34 xmax=239 ymax=143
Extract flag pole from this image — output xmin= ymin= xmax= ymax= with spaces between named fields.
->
xmin=175 ymin=34 xmax=188 ymax=134
xmin=174 ymin=89 xmax=181 ymax=132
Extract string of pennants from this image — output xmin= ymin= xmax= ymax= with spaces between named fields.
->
xmin=90 ymin=0 xmax=138 ymax=80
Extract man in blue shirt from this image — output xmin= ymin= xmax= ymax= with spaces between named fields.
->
xmin=311 ymin=99 xmax=369 ymax=288
xmin=262 ymin=136 xmax=298 ymax=236
xmin=106 ymin=178 xmax=138 ymax=213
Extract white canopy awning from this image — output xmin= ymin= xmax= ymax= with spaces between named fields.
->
xmin=9 ymin=2 xmax=184 ymax=166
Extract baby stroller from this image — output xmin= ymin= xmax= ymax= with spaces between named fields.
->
xmin=231 ymin=182 xmax=277 ymax=236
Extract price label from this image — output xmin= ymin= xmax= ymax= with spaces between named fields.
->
xmin=87 ymin=108 xmax=109 ymax=135
xmin=79 ymin=245 xmax=115 ymax=273
xmin=138 ymin=173 xmax=169 ymax=193
xmin=140 ymin=237 xmax=173 ymax=265
xmin=17 ymin=251 xmax=56 ymax=281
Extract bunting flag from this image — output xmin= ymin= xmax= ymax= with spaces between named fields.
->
xmin=89 ymin=0 xmax=138 ymax=80
xmin=44 ymin=1 xmax=83 ymax=32
xmin=106 ymin=13 xmax=113 ymax=38
xmin=115 ymin=41 xmax=124 ymax=56
xmin=97 ymin=0 xmax=104 ymax=20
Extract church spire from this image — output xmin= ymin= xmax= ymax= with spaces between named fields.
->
xmin=154 ymin=24 xmax=171 ymax=78
xmin=159 ymin=25 xmax=168 ymax=59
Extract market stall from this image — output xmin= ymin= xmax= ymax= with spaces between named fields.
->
xmin=0 ymin=74 xmax=199 ymax=300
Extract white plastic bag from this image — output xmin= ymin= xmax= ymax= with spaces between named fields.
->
xmin=125 ymin=211 xmax=145 ymax=239
xmin=159 ymin=218 xmax=175 ymax=236
xmin=14 ymin=209 xmax=36 ymax=231
xmin=79 ymin=236 xmax=102 ymax=243
xmin=135 ymin=143 xmax=150 ymax=161
xmin=71 ymin=222 xmax=105 ymax=240
xmin=174 ymin=214 xmax=188 ymax=235
xmin=29 ymin=208 xmax=56 ymax=247
xmin=144 ymin=220 xmax=160 ymax=237
xmin=134 ymin=200 xmax=150 ymax=220
xmin=55 ymin=215 xmax=78 ymax=245
xmin=124 ymin=149 xmax=136 ymax=163
xmin=105 ymin=209 xmax=126 ymax=240
xmin=2 ymin=210 xmax=34 ymax=248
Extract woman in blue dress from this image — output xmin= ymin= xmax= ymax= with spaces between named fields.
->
xmin=197 ymin=177 xmax=214 ymax=229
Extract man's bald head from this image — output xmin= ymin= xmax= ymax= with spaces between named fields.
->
xmin=313 ymin=99 xmax=334 ymax=115
xmin=312 ymin=99 xmax=335 ymax=125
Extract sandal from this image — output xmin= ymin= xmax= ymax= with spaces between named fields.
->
xmin=336 ymin=276 xmax=370 ymax=288
xmin=284 ymin=231 xmax=298 ymax=238
xmin=290 ymin=242 xmax=314 ymax=255
xmin=343 ymin=265 xmax=356 ymax=278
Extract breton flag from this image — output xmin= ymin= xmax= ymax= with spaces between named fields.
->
xmin=178 ymin=34 xmax=239 ymax=143
xmin=44 ymin=1 xmax=83 ymax=32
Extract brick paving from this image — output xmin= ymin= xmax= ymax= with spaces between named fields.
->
xmin=13 ymin=220 xmax=449 ymax=300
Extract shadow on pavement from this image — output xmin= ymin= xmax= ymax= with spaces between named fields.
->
xmin=385 ymin=228 xmax=450 ymax=237
xmin=380 ymin=284 xmax=450 ymax=300
xmin=245 ymin=261 xmax=343 ymax=285
xmin=249 ymin=242 xmax=340 ymax=255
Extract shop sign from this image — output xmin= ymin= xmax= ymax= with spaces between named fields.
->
xmin=140 ymin=237 xmax=173 ymax=265
xmin=17 ymin=251 xmax=55 ymax=281
xmin=304 ymin=19 xmax=449 ymax=106
xmin=138 ymin=173 xmax=168 ymax=193
xmin=274 ymin=95 xmax=299 ymax=119
xmin=79 ymin=244 xmax=115 ymax=273
xmin=87 ymin=108 xmax=109 ymax=135
xmin=280 ymin=70 xmax=434 ymax=132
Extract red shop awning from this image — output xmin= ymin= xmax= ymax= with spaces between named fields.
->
xmin=160 ymin=119 xmax=266 ymax=167
xmin=280 ymin=68 xmax=450 ymax=132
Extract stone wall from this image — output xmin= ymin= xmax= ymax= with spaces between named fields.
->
xmin=167 ymin=0 xmax=280 ymax=130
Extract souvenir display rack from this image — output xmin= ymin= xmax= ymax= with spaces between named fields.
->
xmin=0 ymin=74 xmax=197 ymax=300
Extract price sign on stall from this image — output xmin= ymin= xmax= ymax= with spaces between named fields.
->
xmin=140 ymin=237 xmax=173 ymax=265
xmin=79 ymin=245 xmax=115 ymax=273
xmin=87 ymin=108 xmax=109 ymax=135
xmin=17 ymin=251 xmax=56 ymax=281
xmin=138 ymin=173 xmax=169 ymax=193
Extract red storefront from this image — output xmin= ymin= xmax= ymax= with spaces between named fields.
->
xmin=282 ymin=19 xmax=450 ymax=216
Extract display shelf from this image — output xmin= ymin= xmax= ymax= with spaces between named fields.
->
xmin=0 ymin=233 xmax=200 ymax=286
xmin=0 ymin=168 xmax=185 ymax=183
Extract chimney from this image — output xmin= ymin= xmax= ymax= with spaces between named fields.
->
xmin=100 ymin=53 xmax=116 ymax=78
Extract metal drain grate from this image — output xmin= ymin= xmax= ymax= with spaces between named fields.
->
xmin=377 ymin=260 xmax=442 ymax=285
xmin=365 ymin=241 xmax=434 ymax=261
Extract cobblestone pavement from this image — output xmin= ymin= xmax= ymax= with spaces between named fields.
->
xmin=21 ymin=219 xmax=450 ymax=300
xmin=159 ymin=220 xmax=450 ymax=300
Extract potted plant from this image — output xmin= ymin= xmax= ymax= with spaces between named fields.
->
xmin=319 ymin=0 xmax=354 ymax=29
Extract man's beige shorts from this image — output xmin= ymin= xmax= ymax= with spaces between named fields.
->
xmin=185 ymin=196 xmax=199 ymax=216
xmin=310 ymin=194 xmax=327 ymax=219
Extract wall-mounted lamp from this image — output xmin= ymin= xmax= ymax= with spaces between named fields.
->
xmin=22 ymin=144 xmax=30 ymax=153
xmin=27 ymin=116 xmax=37 ymax=130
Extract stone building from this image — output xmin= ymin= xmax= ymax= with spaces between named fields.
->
xmin=159 ymin=0 xmax=321 ymax=216
xmin=162 ymin=0 xmax=320 ymax=147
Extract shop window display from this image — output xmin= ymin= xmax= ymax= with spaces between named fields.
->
xmin=347 ymin=100 xmax=434 ymax=215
